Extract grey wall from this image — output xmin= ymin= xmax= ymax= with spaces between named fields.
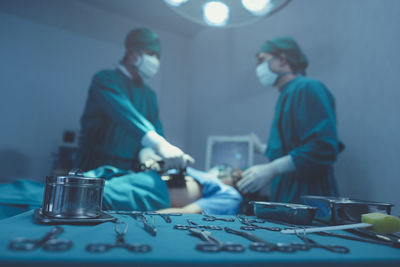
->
xmin=186 ymin=0 xmax=400 ymax=213
xmin=1 ymin=0 xmax=399 ymax=214
xmin=0 ymin=4 xmax=191 ymax=181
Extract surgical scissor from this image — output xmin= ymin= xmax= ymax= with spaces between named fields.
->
xmin=237 ymin=215 xmax=281 ymax=232
xmin=107 ymin=211 xmax=157 ymax=236
xmin=145 ymin=211 xmax=182 ymax=223
xmin=86 ymin=221 xmax=151 ymax=253
xmin=8 ymin=226 xmax=72 ymax=252
xmin=202 ymin=210 xmax=235 ymax=222
xmin=224 ymin=227 xmax=296 ymax=253
xmin=174 ymin=217 xmax=222 ymax=230
xmin=189 ymin=227 xmax=245 ymax=253
xmin=290 ymin=228 xmax=350 ymax=254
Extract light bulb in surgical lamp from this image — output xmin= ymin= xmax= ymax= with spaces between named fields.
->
xmin=203 ymin=1 xmax=230 ymax=27
xmin=241 ymin=0 xmax=273 ymax=16
xmin=164 ymin=0 xmax=189 ymax=7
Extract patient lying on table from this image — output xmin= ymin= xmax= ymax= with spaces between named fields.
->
xmin=86 ymin=164 xmax=243 ymax=215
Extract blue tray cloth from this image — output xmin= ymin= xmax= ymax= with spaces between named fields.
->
xmin=0 ymin=210 xmax=399 ymax=267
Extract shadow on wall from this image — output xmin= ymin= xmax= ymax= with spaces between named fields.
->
xmin=0 ymin=148 xmax=30 ymax=182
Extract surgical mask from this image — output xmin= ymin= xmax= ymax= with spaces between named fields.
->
xmin=135 ymin=53 xmax=160 ymax=78
xmin=256 ymin=59 xmax=278 ymax=87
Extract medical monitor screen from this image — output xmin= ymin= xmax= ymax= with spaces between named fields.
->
xmin=209 ymin=140 xmax=251 ymax=170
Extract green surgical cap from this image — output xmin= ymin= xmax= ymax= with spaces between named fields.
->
xmin=259 ymin=37 xmax=308 ymax=74
xmin=125 ymin=28 xmax=161 ymax=56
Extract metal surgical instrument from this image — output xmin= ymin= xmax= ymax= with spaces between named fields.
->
xmin=107 ymin=211 xmax=157 ymax=236
xmin=145 ymin=211 xmax=182 ymax=223
xmin=290 ymin=228 xmax=350 ymax=253
xmin=202 ymin=210 xmax=235 ymax=222
xmin=237 ymin=215 xmax=281 ymax=232
xmin=189 ymin=227 xmax=245 ymax=253
xmin=174 ymin=217 xmax=222 ymax=231
xmin=9 ymin=226 xmax=72 ymax=252
xmin=224 ymin=227 xmax=296 ymax=253
xmin=86 ymin=221 xmax=151 ymax=253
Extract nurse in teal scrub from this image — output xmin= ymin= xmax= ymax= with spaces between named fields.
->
xmin=237 ymin=37 xmax=344 ymax=203
xmin=75 ymin=28 xmax=194 ymax=171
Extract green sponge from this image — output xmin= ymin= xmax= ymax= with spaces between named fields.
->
xmin=362 ymin=212 xmax=400 ymax=234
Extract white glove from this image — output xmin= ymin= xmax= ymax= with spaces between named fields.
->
xmin=141 ymin=130 xmax=195 ymax=170
xmin=138 ymin=147 xmax=162 ymax=163
xmin=249 ymin=132 xmax=267 ymax=155
xmin=154 ymin=142 xmax=195 ymax=170
xmin=237 ymin=155 xmax=296 ymax=194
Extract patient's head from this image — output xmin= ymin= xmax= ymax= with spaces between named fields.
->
xmin=208 ymin=164 xmax=243 ymax=187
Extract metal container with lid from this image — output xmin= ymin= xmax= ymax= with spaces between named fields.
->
xmin=41 ymin=169 xmax=105 ymax=219
xmin=250 ymin=201 xmax=318 ymax=225
xmin=301 ymin=195 xmax=393 ymax=224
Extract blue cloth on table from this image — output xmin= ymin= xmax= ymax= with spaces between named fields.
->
xmin=187 ymin=167 xmax=242 ymax=215
xmin=0 ymin=166 xmax=242 ymax=217
xmin=84 ymin=165 xmax=170 ymax=211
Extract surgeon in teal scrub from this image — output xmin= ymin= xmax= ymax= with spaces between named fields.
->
xmin=75 ymin=28 xmax=194 ymax=171
xmin=237 ymin=37 xmax=344 ymax=203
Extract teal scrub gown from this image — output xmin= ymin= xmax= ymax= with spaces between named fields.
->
xmin=266 ymin=75 xmax=344 ymax=203
xmin=75 ymin=68 xmax=163 ymax=171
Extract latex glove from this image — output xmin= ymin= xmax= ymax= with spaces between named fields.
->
xmin=141 ymin=130 xmax=195 ymax=170
xmin=154 ymin=141 xmax=195 ymax=170
xmin=237 ymin=155 xmax=296 ymax=194
xmin=138 ymin=147 xmax=163 ymax=171
xmin=138 ymin=147 xmax=162 ymax=163
xmin=249 ymin=132 xmax=267 ymax=155
xmin=237 ymin=163 xmax=278 ymax=194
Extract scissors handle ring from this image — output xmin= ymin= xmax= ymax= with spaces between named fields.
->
xmin=222 ymin=242 xmax=246 ymax=252
xmin=42 ymin=239 xmax=73 ymax=251
xmin=249 ymin=242 xmax=275 ymax=252
xmin=196 ymin=242 xmax=245 ymax=253
xmin=196 ymin=242 xmax=221 ymax=252
xmin=126 ymin=243 xmax=152 ymax=253
xmin=86 ymin=243 xmax=113 ymax=253
xmin=8 ymin=238 xmax=37 ymax=251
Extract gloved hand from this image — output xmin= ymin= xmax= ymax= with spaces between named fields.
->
xmin=249 ymin=132 xmax=267 ymax=155
xmin=154 ymin=141 xmax=195 ymax=170
xmin=138 ymin=147 xmax=162 ymax=163
xmin=138 ymin=147 xmax=163 ymax=171
xmin=141 ymin=130 xmax=195 ymax=170
xmin=237 ymin=155 xmax=296 ymax=194
xmin=237 ymin=163 xmax=278 ymax=194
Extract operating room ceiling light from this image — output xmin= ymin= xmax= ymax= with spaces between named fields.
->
xmin=164 ymin=0 xmax=189 ymax=7
xmin=241 ymin=0 xmax=273 ymax=16
xmin=164 ymin=0 xmax=292 ymax=28
xmin=203 ymin=1 xmax=230 ymax=27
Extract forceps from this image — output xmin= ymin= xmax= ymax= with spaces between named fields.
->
xmin=108 ymin=211 xmax=157 ymax=236
xmin=86 ymin=221 xmax=151 ymax=253
xmin=174 ymin=217 xmax=222 ymax=230
xmin=202 ymin=210 xmax=235 ymax=222
xmin=145 ymin=211 xmax=182 ymax=223
xmin=9 ymin=226 xmax=72 ymax=252
xmin=224 ymin=227 xmax=296 ymax=253
xmin=237 ymin=215 xmax=281 ymax=232
xmin=189 ymin=228 xmax=245 ymax=253
xmin=290 ymin=228 xmax=349 ymax=254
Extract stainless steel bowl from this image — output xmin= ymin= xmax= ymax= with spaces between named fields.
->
xmin=250 ymin=201 xmax=318 ymax=225
xmin=41 ymin=169 xmax=105 ymax=219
